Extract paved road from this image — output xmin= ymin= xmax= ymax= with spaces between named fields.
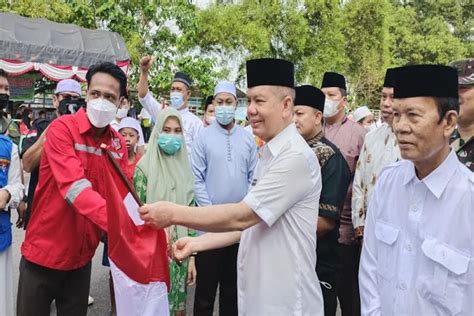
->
xmin=11 ymin=212 xmax=339 ymax=316
xmin=10 ymin=212 xmax=200 ymax=316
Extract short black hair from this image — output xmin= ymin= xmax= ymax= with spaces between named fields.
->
xmin=204 ymin=95 xmax=213 ymax=112
xmin=86 ymin=62 xmax=127 ymax=98
xmin=0 ymin=69 xmax=8 ymax=80
xmin=434 ymin=97 xmax=459 ymax=123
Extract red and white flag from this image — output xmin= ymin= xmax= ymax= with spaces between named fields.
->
xmin=104 ymin=163 xmax=170 ymax=316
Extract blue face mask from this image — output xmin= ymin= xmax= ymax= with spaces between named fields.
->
xmin=215 ymin=105 xmax=235 ymax=126
xmin=157 ymin=133 xmax=183 ymax=155
xmin=234 ymin=106 xmax=247 ymax=121
xmin=170 ymin=92 xmax=184 ymax=109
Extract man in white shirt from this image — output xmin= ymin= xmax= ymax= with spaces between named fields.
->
xmin=139 ymin=58 xmax=324 ymax=316
xmin=359 ymin=64 xmax=474 ymax=315
xmin=137 ymin=56 xmax=203 ymax=153
xmin=352 ymin=69 xmax=401 ymax=241
xmin=191 ymin=81 xmax=258 ymax=315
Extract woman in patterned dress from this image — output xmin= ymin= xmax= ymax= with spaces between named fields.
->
xmin=133 ymin=107 xmax=196 ymax=316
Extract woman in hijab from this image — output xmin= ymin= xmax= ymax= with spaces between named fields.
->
xmin=133 ymin=107 xmax=196 ymax=316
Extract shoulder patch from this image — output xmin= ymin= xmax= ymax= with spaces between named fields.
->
xmin=312 ymin=142 xmax=335 ymax=167
xmin=112 ymin=137 xmax=122 ymax=151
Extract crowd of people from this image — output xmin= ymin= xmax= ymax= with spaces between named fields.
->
xmin=0 ymin=55 xmax=472 ymax=316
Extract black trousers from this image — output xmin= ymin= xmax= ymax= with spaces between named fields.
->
xmin=17 ymin=257 xmax=91 ymax=316
xmin=319 ymin=273 xmax=338 ymax=316
xmin=193 ymin=243 xmax=239 ymax=316
xmin=336 ymin=244 xmax=361 ymax=316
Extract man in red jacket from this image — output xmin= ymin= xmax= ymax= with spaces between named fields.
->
xmin=17 ymin=62 xmax=129 ymax=316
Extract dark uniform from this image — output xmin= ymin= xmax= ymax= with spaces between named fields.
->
xmin=0 ymin=115 xmax=20 ymax=145
xmin=19 ymin=118 xmax=51 ymax=227
xmin=450 ymin=130 xmax=473 ymax=171
xmin=307 ymin=131 xmax=351 ymax=316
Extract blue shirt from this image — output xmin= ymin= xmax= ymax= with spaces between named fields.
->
xmin=191 ymin=122 xmax=258 ymax=207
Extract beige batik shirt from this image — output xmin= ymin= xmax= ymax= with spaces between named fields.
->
xmin=352 ymin=123 xmax=401 ymax=237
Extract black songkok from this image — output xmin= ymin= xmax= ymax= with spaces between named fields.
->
xmin=321 ymin=72 xmax=346 ymax=91
xmin=246 ymin=58 xmax=294 ymax=88
xmin=294 ymin=85 xmax=326 ymax=112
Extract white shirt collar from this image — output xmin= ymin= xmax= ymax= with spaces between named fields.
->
xmin=266 ymin=123 xmax=296 ymax=157
xmin=214 ymin=121 xmax=237 ymax=135
xmin=403 ymin=150 xmax=459 ymax=199
xmin=179 ymin=107 xmax=190 ymax=115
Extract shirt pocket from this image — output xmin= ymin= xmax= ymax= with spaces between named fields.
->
xmin=374 ymin=221 xmax=399 ymax=280
xmin=418 ymin=237 xmax=472 ymax=315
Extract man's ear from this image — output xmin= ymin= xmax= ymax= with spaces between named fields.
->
xmin=314 ymin=109 xmax=323 ymax=126
xmin=282 ymin=95 xmax=293 ymax=118
xmin=443 ymin=110 xmax=458 ymax=138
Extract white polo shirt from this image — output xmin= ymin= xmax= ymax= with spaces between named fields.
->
xmin=139 ymin=92 xmax=203 ymax=154
xmin=359 ymin=150 xmax=474 ymax=315
xmin=240 ymin=123 xmax=324 ymax=316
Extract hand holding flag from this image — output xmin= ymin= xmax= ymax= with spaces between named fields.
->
xmin=139 ymin=201 xmax=177 ymax=229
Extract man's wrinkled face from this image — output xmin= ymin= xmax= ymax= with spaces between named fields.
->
xmin=392 ymin=97 xmax=456 ymax=164
xmin=247 ymin=85 xmax=293 ymax=142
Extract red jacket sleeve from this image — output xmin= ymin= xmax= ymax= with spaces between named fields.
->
xmin=43 ymin=119 xmax=108 ymax=231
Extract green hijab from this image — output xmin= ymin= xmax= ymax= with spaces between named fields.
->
xmin=136 ymin=107 xmax=194 ymax=209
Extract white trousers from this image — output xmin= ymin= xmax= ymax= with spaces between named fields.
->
xmin=0 ymin=246 xmax=13 ymax=316
xmin=109 ymin=259 xmax=169 ymax=316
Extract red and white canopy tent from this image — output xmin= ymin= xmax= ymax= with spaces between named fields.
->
xmin=0 ymin=12 xmax=130 ymax=82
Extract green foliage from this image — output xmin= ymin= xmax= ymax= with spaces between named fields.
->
xmin=1 ymin=0 xmax=472 ymax=106
xmin=1 ymin=0 xmax=225 ymax=98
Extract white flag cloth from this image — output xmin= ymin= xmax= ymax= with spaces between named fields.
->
xmin=0 ymin=247 xmax=13 ymax=316
xmin=110 ymin=259 xmax=169 ymax=316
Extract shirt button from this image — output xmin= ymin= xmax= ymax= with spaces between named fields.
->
xmin=399 ymin=283 xmax=407 ymax=290
xmin=411 ymin=206 xmax=418 ymax=212
xmin=406 ymin=244 xmax=412 ymax=252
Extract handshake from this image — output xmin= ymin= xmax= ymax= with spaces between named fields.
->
xmin=139 ymin=201 xmax=196 ymax=262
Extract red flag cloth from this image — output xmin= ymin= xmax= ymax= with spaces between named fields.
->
xmin=105 ymin=162 xmax=170 ymax=289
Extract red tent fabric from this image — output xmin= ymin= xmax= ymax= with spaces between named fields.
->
xmin=0 ymin=58 xmax=130 ymax=82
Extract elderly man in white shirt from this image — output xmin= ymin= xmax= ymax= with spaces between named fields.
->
xmin=352 ymin=69 xmax=401 ymax=240
xmin=359 ymin=64 xmax=474 ymax=316
xmin=139 ymin=58 xmax=324 ymax=316
xmin=137 ymin=56 xmax=203 ymax=153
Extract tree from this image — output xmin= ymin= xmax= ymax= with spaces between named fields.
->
xmin=342 ymin=0 xmax=393 ymax=107
xmin=1 ymin=0 xmax=225 ymax=98
xmin=390 ymin=1 xmax=469 ymax=65
xmin=301 ymin=0 xmax=349 ymax=87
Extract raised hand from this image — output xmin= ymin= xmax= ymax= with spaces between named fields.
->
xmin=139 ymin=55 xmax=154 ymax=73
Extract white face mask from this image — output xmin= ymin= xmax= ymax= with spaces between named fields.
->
xmin=206 ymin=116 xmax=216 ymax=125
xmin=86 ymin=98 xmax=117 ymax=128
xmin=323 ymin=99 xmax=341 ymax=118
xmin=170 ymin=92 xmax=185 ymax=109
xmin=365 ymin=122 xmax=377 ymax=132
xmin=116 ymin=107 xmax=129 ymax=119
